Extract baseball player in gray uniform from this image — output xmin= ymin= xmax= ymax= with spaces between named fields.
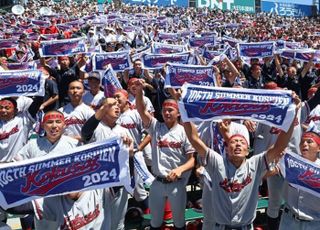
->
xmin=9 ymin=111 xmax=116 ymax=230
xmin=183 ymin=94 xmax=300 ymax=230
xmin=58 ymin=80 xmax=95 ymax=141
xmin=82 ymin=71 xmax=105 ymax=111
xmin=135 ymin=80 xmax=195 ymax=230
xmin=114 ymin=89 xmax=151 ymax=209
xmin=81 ymin=97 xmax=133 ymax=230
xmin=14 ymin=110 xmax=79 ymax=160
xmin=279 ymin=127 xmax=320 ymax=230
xmin=253 ymin=88 xmax=320 ymax=229
xmin=0 ymin=96 xmax=42 ymax=162
xmin=196 ymin=120 xmax=251 ymax=230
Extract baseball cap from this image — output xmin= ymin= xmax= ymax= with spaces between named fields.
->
xmin=88 ymin=71 xmax=100 ymax=81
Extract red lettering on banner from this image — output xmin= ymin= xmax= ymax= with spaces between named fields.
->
xmin=298 ymin=170 xmax=320 ymax=188
xmin=199 ymin=99 xmax=270 ymax=115
xmin=0 ymin=78 xmax=28 ymax=90
xmin=21 ymin=157 xmax=100 ymax=195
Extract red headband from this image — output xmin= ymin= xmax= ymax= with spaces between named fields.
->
xmin=115 ymin=89 xmax=129 ymax=98
xmin=0 ymin=100 xmax=15 ymax=109
xmin=58 ymin=56 xmax=69 ymax=61
xmin=162 ymin=102 xmax=179 ymax=110
xmin=42 ymin=113 xmax=65 ymax=124
xmin=302 ymin=132 xmax=320 ymax=145
xmin=128 ymin=78 xmax=139 ymax=86
xmin=229 ymin=134 xmax=249 ymax=147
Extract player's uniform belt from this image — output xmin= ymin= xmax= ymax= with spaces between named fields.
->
xmin=284 ymin=207 xmax=311 ymax=222
xmin=155 ymin=176 xmax=181 ymax=184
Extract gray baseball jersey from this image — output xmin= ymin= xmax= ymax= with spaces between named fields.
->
xmin=58 ymin=103 xmax=95 ymax=138
xmin=0 ymin=112 xmax=34 ymax=162
xmin=14 ymin=135 xmax=79 ymax=160
xmin=204 ymin=148 xmax=267 ymax=226
xmin=82 ymin=90 xmax=105 ymax=111
xmin=146 ymin=117 xmax=195 ymax=180
xmin=32 ymin=189 xmax=112 ymax=230
xmin=128 ymin=94 xmax=155 ymax=113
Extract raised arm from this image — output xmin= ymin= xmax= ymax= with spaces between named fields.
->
xmin=266 ymin=93 xmax=301 ymax=163
xmin=81 ymin=104 xmax=109 ymax=143
xmin=300 ymin=53 xmax=314 ymax=78
xmin=135 ymin=80 xmax=153 ymax=127
xmin=274 ymin=54 xmax=284 ymax=78
xmin=183 ymin=121 xmax=208 ymax=158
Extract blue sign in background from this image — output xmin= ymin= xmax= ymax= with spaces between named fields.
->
xmin=261 ymin=1 xmax=313 ymax=17
xmin=122 ymin=0 xmax=188 ymax=7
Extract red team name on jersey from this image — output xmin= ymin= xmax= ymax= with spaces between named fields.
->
xmin=21 ymin=156 xmax=100 ymax=195
xmin=199 ymin=99 xmax=270 ymax=115
xmin=61 ymin=204 xmax=101 ymax=230
xmin=0 ymin=125 xmax=19 ymax=141
xmin=157 ymin=139 xmax=182 ymax=148
xmin=120 ymin=123 xmax=136 ymax=129
xmin=270 ymin=117 xmax=299 ymax=134
xmin=64 ymin=118 xmax=86 ymax=126
xmin=219 ymin=174 xmax=252 ymax=193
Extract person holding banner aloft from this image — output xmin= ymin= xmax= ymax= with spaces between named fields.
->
xmin=81 ymin=97 xmax=134 ymax=230
xmin=134 ymin=79 xmax=195 ymax=230
xmin=41 ymin=56 xmax=86 ymax=107
xmin=278 ymin=123 xmax=320 ymax=230
xmin=252 ymin=85 xmax=320 ymax=230
xmin=182 ymin=93 xmax=301 ymax=230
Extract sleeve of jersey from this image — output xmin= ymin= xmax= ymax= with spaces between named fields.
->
xmin=14 ymin=142 xmax=32 ymax=161
xmin=144 ymin=117 xmax=157 ymax=135
xmin=251 ymin=151 xmax=268 ymax=177
xmin=300 ymin=102 xmax=309 ymax=124
xmin=202 ymin=148 xmax=221 ymax=168
xmin=183 ymin=133 xmax=195 ymax=155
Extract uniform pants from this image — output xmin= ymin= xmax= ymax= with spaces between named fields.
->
xmin=267 ymin=175 xmax=285 ymax=218
xmin=149 ymin=179 xmax=186 ymax=228
xmin=202 ymin=182 xmax=215 ymax=230
xmin=110 ymin=187 xmax=128 ymax=230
